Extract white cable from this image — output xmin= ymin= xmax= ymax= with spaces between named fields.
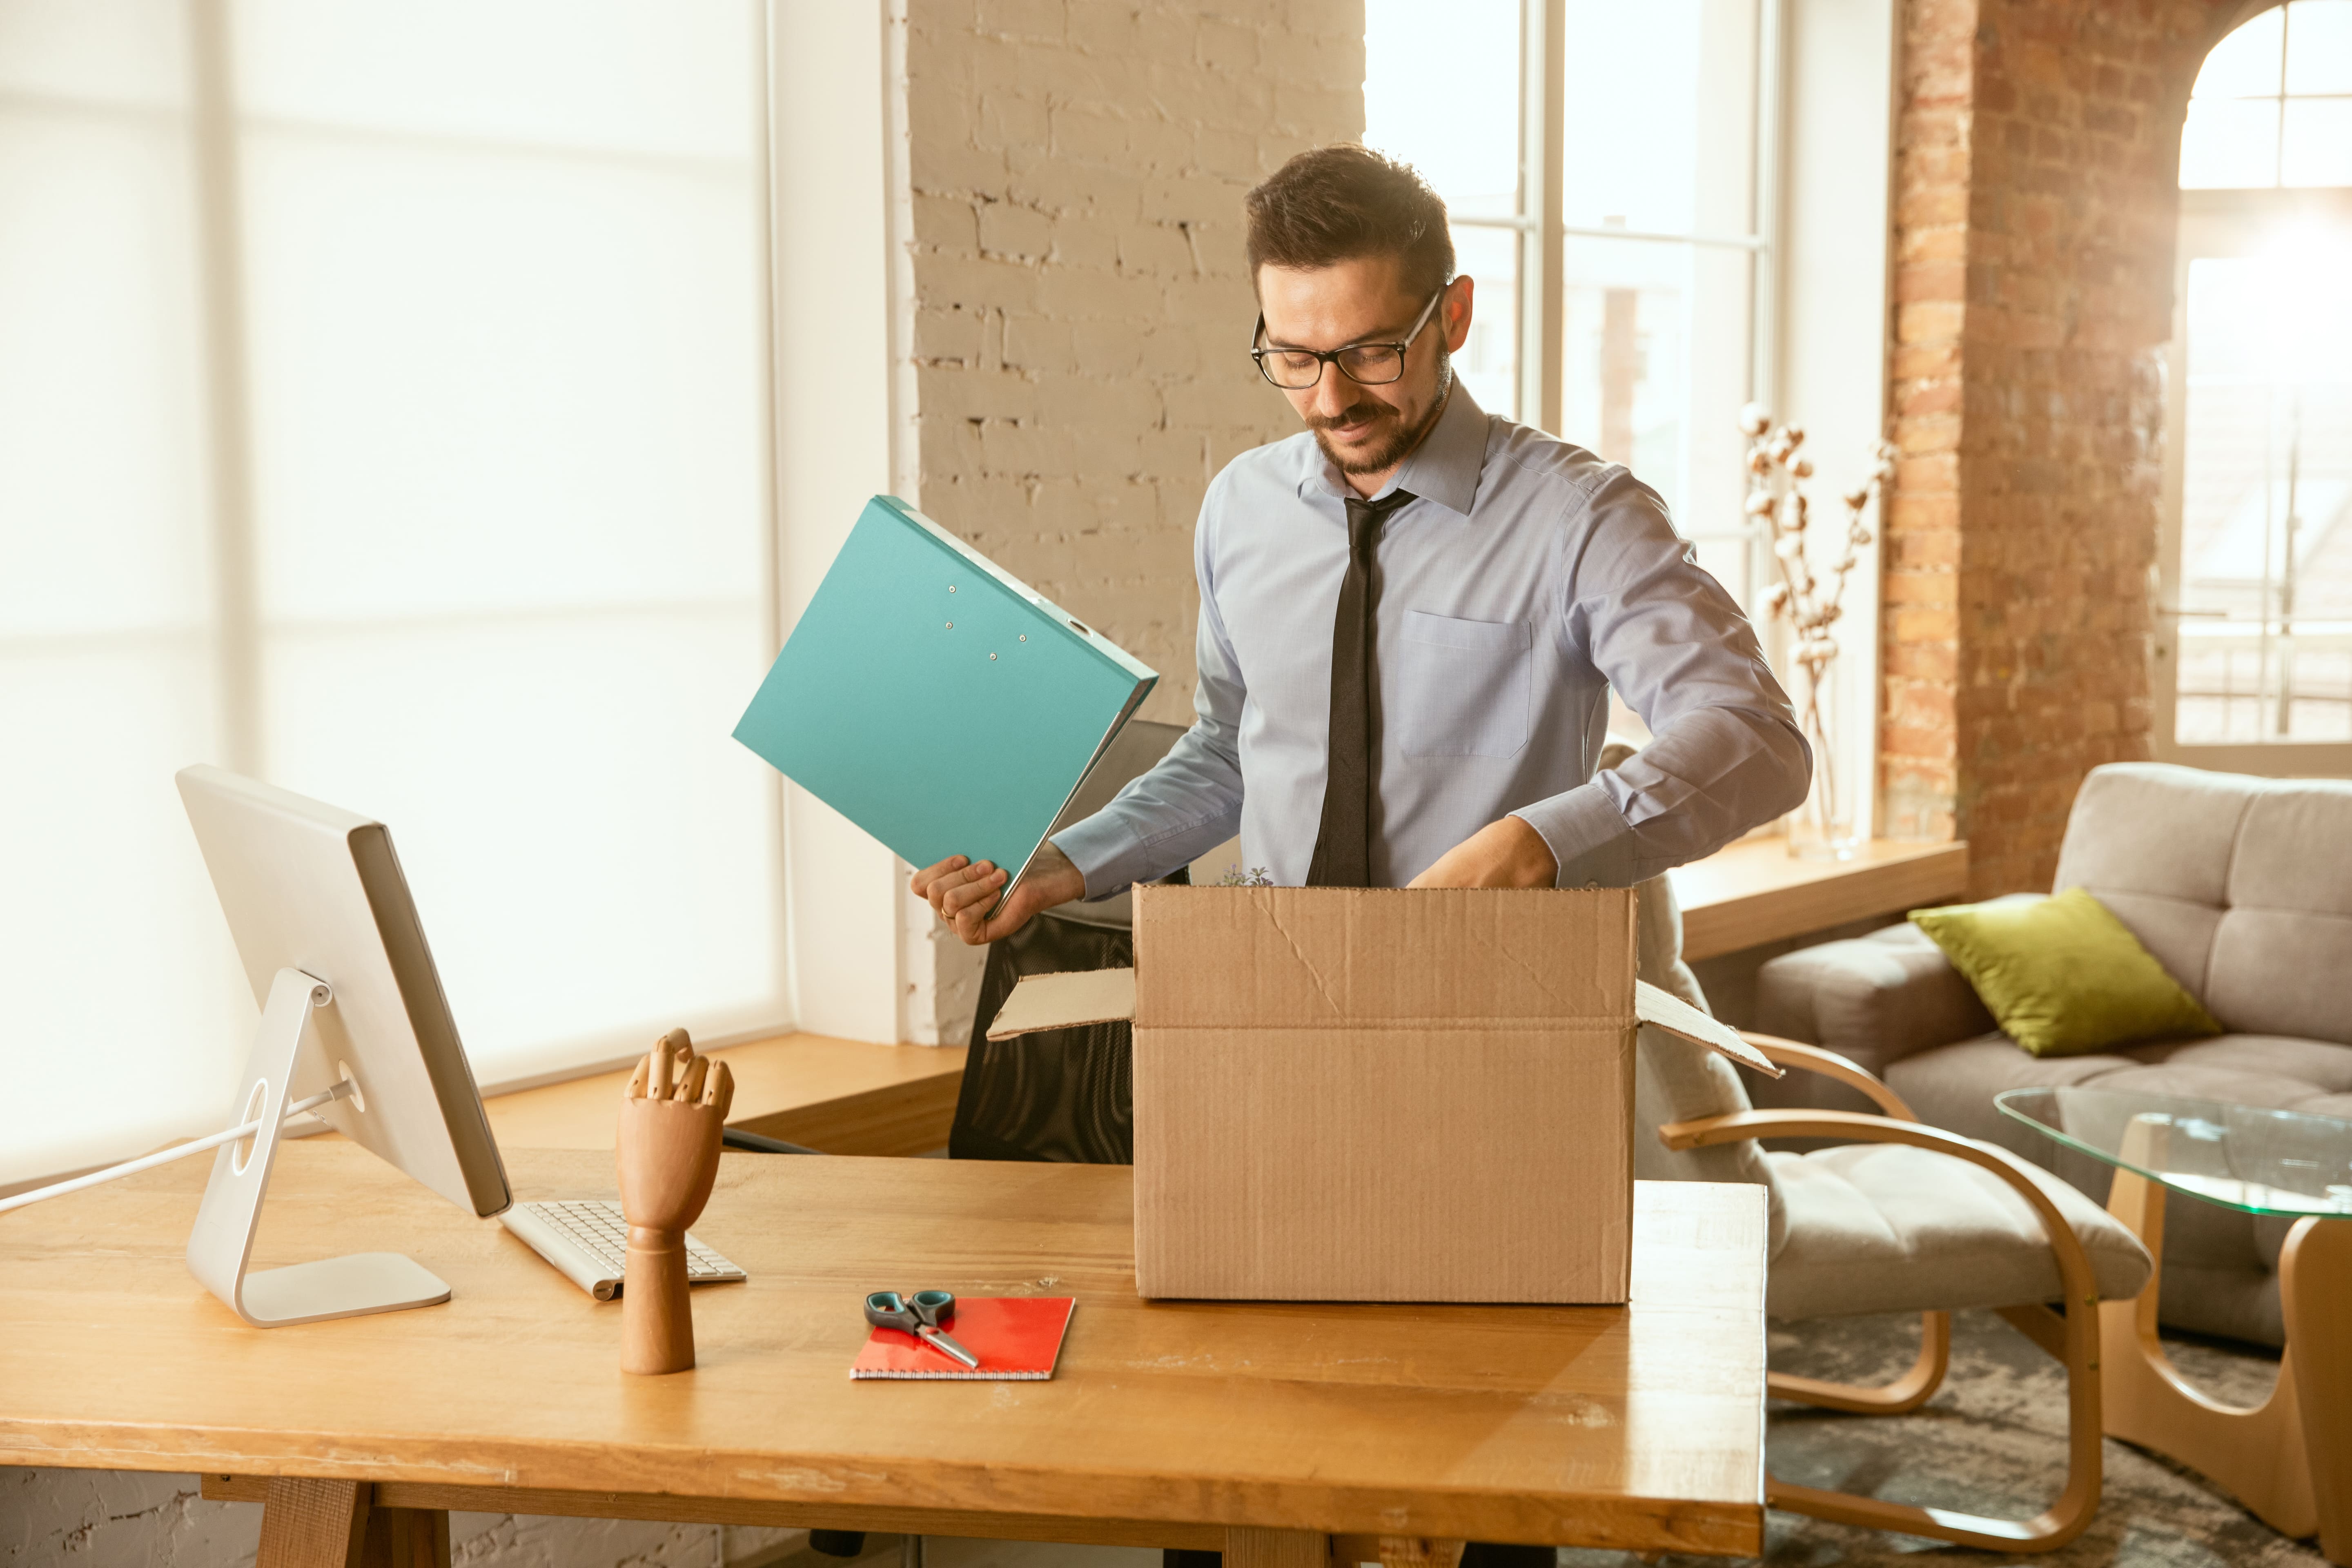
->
xmin=0 ymin=1079 xmax=356 ymax=1216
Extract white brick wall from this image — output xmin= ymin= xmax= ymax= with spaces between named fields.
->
xmin=902 ymin=0 xmax=1367 ymax=725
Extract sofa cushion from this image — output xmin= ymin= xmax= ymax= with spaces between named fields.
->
xmin=2206 ymin=908 xmax=2352 ymax=1046
xmin=1887 ymin=1032 xmax=2352 ymax=1127
xmin=1910 ymin=889 xmax=2221 ymax=1056
xmin=2054 ymin=765 xmax=2352 ymax=1045
xmin=1763 ymin=1139 xmax=2152 ymax=1319
xmin=2054 ymin=763 xmax=2259 ymax=996
xmin=1754 ymin=922 xmax=1995 ymax=1078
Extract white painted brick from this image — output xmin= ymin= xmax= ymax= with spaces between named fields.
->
xmin=978 ymin=200 xmax=1056 ymax=260
xmin=977 ymin=89 xmax=1051 ymax=151
xmin=976 ymin=0 xmax=1067 ymax=43
xmin=906 ymin=0 xmax=1363 ymax=720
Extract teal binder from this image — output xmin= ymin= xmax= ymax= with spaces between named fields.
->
xmin=733 ymin=495 xmax=1158 ymax=900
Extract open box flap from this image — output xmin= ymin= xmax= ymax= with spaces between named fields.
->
xmin=986 ymin=966 xmax=1781 ymax=1078
xmin=987 ymin=967 xmax=1138 ymax=1040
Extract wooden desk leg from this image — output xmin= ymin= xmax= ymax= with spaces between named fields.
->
xmin=2283 ymin=1216 xmax=2352 ymax=1567
xmin=255 ymin=1478 xmax=450 ymax=1568
xmin=1227 ymin=1526 xmax=1328 ymax=1568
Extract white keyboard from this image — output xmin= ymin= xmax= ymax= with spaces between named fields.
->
xmin=501 ymin=1198 xmax=746 ymax=1301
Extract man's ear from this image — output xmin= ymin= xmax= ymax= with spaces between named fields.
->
xmin=1442 ymin=275 xmax=1474 ymax=352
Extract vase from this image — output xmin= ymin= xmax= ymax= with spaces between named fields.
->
xmin=1787 ymin=654 xmax=1861 ymax=860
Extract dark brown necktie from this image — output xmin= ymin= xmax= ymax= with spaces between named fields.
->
xmin=1307 ymin=488 xmax=1415 ymax=887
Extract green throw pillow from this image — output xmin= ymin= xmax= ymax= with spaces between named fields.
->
xmin=1909 ymin=888 xmax=2223 ymax=1058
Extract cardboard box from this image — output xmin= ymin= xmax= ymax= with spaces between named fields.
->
xmin=989 ymin=885 xmax=1774 ymax=1305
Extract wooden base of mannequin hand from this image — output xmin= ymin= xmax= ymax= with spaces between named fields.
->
xmin=617 ymin=1028 xmax=733 ymax=1376
xmin=623 ymin=1226 xmax=695 ymax=1375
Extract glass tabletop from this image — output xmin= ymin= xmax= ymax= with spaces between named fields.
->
xmin=1997 ymin=1086 xmax=2352 ymax=1218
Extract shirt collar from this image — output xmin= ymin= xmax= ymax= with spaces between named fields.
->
xmin=1296 ymin=380 xmax=1488 ymax=517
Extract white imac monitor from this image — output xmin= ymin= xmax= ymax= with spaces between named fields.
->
xmin=176 ymin=765 xmax=511 ymax=1327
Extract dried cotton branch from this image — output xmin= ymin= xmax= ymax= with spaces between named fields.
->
xmin=1739 ymin=402 xmax=1896 ymax=833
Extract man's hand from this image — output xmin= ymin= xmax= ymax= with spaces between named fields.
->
xmin=1406 ymin=814 xmax=1559 ymax=889
xmin=911 ymin=840 xmax=1087 ymax=945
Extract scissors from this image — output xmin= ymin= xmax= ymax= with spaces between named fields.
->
xmin=864 ymin=1289 xmax=981 ymax=1369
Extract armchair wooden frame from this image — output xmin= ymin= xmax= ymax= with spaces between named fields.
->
xmin=1659 ymin=1031 xmax=2108 ymax=1554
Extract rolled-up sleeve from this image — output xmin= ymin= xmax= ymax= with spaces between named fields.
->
xmin=1049 ymin=491 xmax=1248 ymax=899
xmin=1511 ymin=468 xmax=1811 ymax=886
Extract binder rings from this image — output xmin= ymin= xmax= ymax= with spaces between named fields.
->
xmin=733 ymin=495 xmax=1158 ymax=901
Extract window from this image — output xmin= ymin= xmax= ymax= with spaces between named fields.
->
xmin=2159 ymin=2 xmax=2352 ymax=763
xmin=0 ymin=4 xmax=784 ymax=1187
xmin=1366 ymin=0 xmax=1777 ymax=731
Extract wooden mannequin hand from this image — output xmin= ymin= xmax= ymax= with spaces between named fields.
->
xmin=1405 ymin=815 xmax=1560 ymax=889
xmin=615 ymin=1029 xmax=732 ymax=1374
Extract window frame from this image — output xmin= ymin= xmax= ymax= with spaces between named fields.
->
xmin=2154 ymin=183 xmax=2352 ymax=775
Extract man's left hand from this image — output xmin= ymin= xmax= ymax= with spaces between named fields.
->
xmin=1406 ymin=814 xmax=1559 ymax=889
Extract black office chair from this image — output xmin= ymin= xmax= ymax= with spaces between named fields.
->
xmin=949 ymin=719 xmax=1195 ymax=1165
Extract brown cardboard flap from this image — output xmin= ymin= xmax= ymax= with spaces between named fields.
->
xmin=985 ymin=967 xmax=1138 ymax=1040
xmin=988 ymin=962 xmax=1783 ymax=1078
xmin=1634 ymin=980 xmax=1784 ymax=1078
xmin=1136 ymin=885 xmax=1636 ymax=1026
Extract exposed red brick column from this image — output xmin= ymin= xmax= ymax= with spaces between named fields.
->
xmin=1881 ymin=0 xmax=2257 ymax=895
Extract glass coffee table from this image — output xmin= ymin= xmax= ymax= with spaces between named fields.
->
xmin=2000 ymin=1086 xmax=2352 ymax=1564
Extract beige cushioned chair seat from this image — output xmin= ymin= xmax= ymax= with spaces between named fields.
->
xmin=1764 ymin=1139 xmax=2154 ymax=1320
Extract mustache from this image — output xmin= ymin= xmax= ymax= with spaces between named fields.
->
xmin=1305 ymin=401 xmax=1397 ymax=433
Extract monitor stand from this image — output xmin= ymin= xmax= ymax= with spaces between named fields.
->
xmin=185 ymin=967 xmax=452 ymax=1327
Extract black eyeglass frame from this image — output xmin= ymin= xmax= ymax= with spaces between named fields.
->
xmin=1249 ymin=282 xmax=1452 ymax=390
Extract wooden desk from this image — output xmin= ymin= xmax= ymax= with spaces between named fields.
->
xmin=1671 ymin=837 xmax=1969 ymax=961
xmin=0 ymin=1143 xmax=1768 ymax=1565
xmin=486 ymin=1033 xmax=967 ymax=1155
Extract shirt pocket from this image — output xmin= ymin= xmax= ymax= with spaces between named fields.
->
xmin=1394 ymin=610 xmax=1534 ymax=758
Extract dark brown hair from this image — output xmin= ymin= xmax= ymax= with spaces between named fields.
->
xmin=1244 ymin=145 xmax=1454 ymax=301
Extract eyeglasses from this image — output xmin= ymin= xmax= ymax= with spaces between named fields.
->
xmin=1250 ymin=284 xmax=1449 ymax=390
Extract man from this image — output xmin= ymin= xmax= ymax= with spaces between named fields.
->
xmin=915 ymin=144 xmax=1808 ymax=940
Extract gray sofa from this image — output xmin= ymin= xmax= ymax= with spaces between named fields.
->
xmin=1753 ymin=761 xmax=2352 ymax=1347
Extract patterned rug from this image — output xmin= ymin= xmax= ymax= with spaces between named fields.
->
xmin=1563 ymin=1308 xmax=2326 ymax=1568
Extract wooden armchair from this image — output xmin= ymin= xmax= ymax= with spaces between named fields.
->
xmin=1646 ymin=1026 xmax=2154 ymax=1551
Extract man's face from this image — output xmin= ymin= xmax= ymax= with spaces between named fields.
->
xmin=1256 ymin=256 xmax=1473 ymax=480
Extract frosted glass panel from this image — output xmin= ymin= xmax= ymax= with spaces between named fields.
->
xmin=1363 ymin=0 xmax=1519 ymax=220
xmin=263 ymin=613 xmax=780 ymax=1085
xmin=1451 ymin=225 xmax=1518 ymax=418
xmin=2182 ymin=2 xmax=2352 ymax=189
xmin=2195 ymin=7 xmax=2284 ymax=98
xmin=0 ymin=0 xmax=189 ymax=105
xmin=0 ymin=2 xmax=781 ymax=1185
xmin=230 ymin=0 xmax=753 ymax=158
xmin=2283 ymin=98 xmax=2352 ymax=186
xmin=241 ymin=136 xmax=762 ymax=620
xmin=1557 ymin=0 xmax=1755 ymax=235
xmin=0 ymin=645 xmax=243 ymax=1181
xmin=2285 ymin=0 xmax=2352 ymax=93
xmin=0 ymin=111 xmax=211 ymax=636
xmin=2180 ymin=97 xmax=2281 ymax=189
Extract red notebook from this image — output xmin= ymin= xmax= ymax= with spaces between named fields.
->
xmin=850 ymin=1296 xmax=1075 ymax=1380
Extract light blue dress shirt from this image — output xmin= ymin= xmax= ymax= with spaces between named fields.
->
xmin=1052 ymin=384 xmax=1811 ymax=894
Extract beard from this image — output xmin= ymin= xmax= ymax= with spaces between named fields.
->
xmin=1308 ymin=347 xmax=1454 ymax=477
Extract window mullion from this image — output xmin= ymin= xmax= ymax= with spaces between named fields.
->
xmin=187 ymin=0 xmax=263 ymax=780
xmin=1517 ymin=0 xmax=1564 ymax=432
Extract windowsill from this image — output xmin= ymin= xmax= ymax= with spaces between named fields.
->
xmin=1668 ymin=837 xmax=1969 ymax=961
xmin=483 ymin=1033 xmax=968 ymax=1156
